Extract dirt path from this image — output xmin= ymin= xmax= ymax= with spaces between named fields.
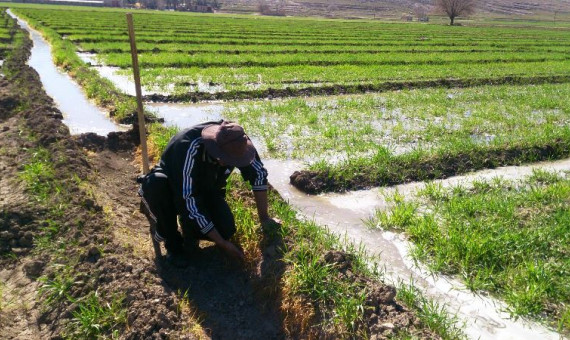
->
xmin=0 ymin=109 xmax=42 ymax=340
xmin=87 ymin=148 xmax=285 ymax=339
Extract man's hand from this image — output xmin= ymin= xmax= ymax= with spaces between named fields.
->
xmin=207 ymin=227 xmax=244 ymax=261
xmin=219 ymin=239 xmax=245 ymax=260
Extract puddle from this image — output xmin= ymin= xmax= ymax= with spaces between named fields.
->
xmin=195 ymin=79 xmax=224 ymax=93
xmin=11 ymin=12 xmax=567 ymax=340
xmin=263 ymin=158 xmax=569 ymax=340
xmin=78 ymin=52 xmax=225 ymax=96
xmin=9 ymin=10 xmax=124 ymax=136
xmin=77 ymin=51 xmax=100 ymax=66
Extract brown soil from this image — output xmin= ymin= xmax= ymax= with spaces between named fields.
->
xmin=0 ymin=30 xmax=191 ymax=339
xmin=313 ymin=250 xmax=438 ymax=339
xmin=86 ymin=148 xmax=286 ymax=339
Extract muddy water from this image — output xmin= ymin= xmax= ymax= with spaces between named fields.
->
xmin=9 ymin=10 xmax=125 ymax=136
xmin=12 ymin=11 xmax=566 ymax=339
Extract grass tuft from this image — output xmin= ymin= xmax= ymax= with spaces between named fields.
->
xmin=69 ymin=290 xmax=127 ymax=339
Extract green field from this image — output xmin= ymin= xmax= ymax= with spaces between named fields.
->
xmin=8 ymin=5 xmax=570 ymax=97
xmin=7 ymin=4 xmax=569 ymax=191
xmin=3 ymin=3 xmax=570 ymax=336
xmin=224 ymin=83 xmax=570 ymax=161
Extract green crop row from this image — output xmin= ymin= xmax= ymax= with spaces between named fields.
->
xmin=17 ymin=7 xmax=570 ymax=41
xmin=130 ymin=61 xmax=570 ymax=95
xmin=97 ymin=50 xmax=568 ymax=69
xmin=15 ymin=7 xmax=570 ymax=45
xmin=369 ymin=170 xmax=570 ymax=332
xmin=77 ymin=41 xmax=570 ymax=54
xmin=220 ymin=83 xmax=570 ymax=192
xmin=65 ymin=34 xmax=570 ymax=47
xmin=224 ymin=82 xmax=570 ymax=161
xmin=60 ymin=27 xmax=570 ymax=41
xmin=0 ymin=10 xmax=14 ymax=51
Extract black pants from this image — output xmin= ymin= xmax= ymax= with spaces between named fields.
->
xmin=138 ymin=168 xmax=236 ymax=255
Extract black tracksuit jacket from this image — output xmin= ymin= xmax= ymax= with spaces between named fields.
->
xmin=159 ymin=121 xmax=268 ymax=235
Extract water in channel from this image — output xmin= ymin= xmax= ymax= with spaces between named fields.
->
xmin=8 ymin=10 xmax=125 ymax=136
xmin=11 ymin=12 xmax=566 ymax=340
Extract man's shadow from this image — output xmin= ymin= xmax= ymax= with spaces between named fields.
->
xmin=155 ymin=228 xmax=287 ymax=340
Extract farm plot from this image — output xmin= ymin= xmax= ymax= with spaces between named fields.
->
xmin=6 ymin=4 xmax=570 ymax=190
xmin=222 ymin=83 xmax=570 ymax=192
xmin=0 ymin=8 xmax=468 ymax=339
xmin=9 ymin=6 xmax=570 ymax=98
xmin=3 ymin=4 xmax=569 ymax=338
xmin=367 ymin=169 xmax=570 ymax=333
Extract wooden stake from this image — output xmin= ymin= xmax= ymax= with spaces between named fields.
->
xmin=126 ymin=13 xmax=150 ymax=174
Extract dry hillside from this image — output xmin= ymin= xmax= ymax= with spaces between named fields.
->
xmin=219 ymin=0 xmax=570 ymax=19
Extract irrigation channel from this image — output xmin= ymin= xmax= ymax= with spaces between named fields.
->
xmin=11 ymin=11 xmax=567 ymax=340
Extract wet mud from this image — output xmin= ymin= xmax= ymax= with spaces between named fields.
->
xmin=73 ymin=129 xmax=139 ymax=152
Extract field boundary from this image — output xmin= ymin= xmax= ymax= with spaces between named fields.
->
xmin=143 ymin=74 xmax=570 ymax=102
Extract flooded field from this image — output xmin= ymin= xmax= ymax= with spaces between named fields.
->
xmin=3 ymin=4 xmax=569 ymax=339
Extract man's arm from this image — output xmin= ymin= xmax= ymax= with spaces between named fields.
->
xmin=253 ymin=190 xmax=282 ymax=230
xmin=240 ymin=155 xmax=281 ymax=229
xmin=253 ymin=190 xmax=270 ymax=222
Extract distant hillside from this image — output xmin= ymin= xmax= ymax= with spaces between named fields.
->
xmin=218 ymin=0 xmax=570 ymax=19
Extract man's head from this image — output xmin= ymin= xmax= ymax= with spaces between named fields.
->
xmin=201 ymin=121 xmax=256 ymax=167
